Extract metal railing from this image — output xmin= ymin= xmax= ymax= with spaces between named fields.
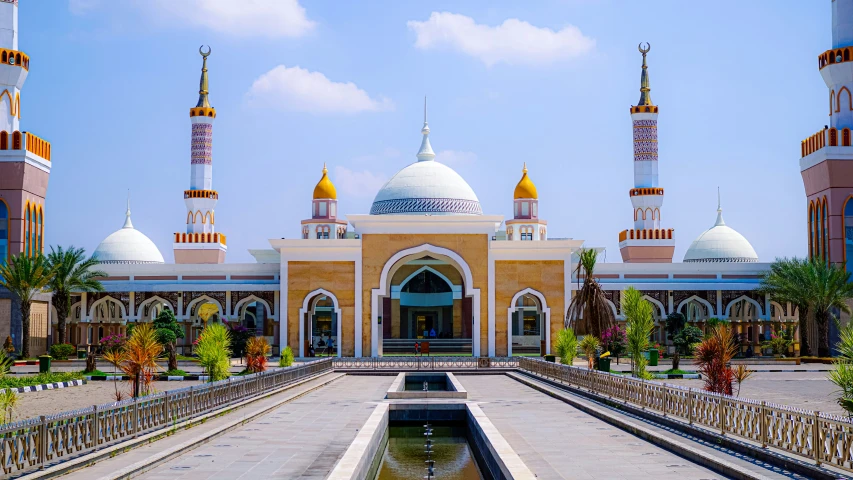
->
xmin=332 ymin=356 xmax=519 ymax=370
xmin=518 ymin=358 xmax=853 ymax=473
xmin=0 ymin=358 xmax=332 ymax=477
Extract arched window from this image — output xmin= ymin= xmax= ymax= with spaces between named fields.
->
xmin=12 ymin=131 xmax=20 ymax=149
xmin=402 ymin=270 xmax=451 ymax=294
xmin=845 ymin=198 xmax=853 ymax=273
xmin=822 ymin=199 xmax=829 ymax=261
xmin=0 ymin=199 xmax=7 ymax=266
xmin=0 ymin=131 xmax=6 ymax=150
xmin=37 ymin=207 xmax=43 ymax=253
xmin=840 ymin=87 xmax=853 ymax=112
xmin=831 ymin=128 xmax=838 ymax=146
xmin=809 ymin=202 xmax=815 ymax=258
xmin=24 ymin=202 xmax=30 ymax=257
xmin=831 ymin=90 xmax=836 ymax=115
xmin=844 ymin=128 xmax=852 ymax=147
xmin=816 ymin=201 xmax=823 ymax=260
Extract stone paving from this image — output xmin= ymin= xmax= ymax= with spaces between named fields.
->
xmin=458 ymin=374 xmax=724 ymax=480
xmin=138 ymin=375 xmax=393 ymax=480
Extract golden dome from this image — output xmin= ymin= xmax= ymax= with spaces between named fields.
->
xmin=313 ymin=164 xmax=337 ymax=200
xmin=513 ymin=163 xmax=538 ymax=199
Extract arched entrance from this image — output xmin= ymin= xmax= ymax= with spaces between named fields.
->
xmin=372 ymin=244 xmax=480 ymax=357
xmin=507 ymin=288 xmax=550 ymax=356
xmin=299 ymin=289 xmax=341 ymax=357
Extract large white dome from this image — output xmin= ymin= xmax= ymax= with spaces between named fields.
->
xmin=683 ymin=208 xmax=757 ymax=263
xmin=370 ymin=108 xmax=482 ymax=216
xmin=94 ymin=208 xmax=164 ymax=264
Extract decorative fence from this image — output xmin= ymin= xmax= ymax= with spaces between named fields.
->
xmin=518 ymin=358 xmax=853 ymax=473
xmin=0 ymin=358 xmax=333 ymax=477
xmin=332 ymin=356 xmax=519 ymax=371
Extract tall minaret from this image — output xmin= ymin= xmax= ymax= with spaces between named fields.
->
xmin=173 ymin=46 xmax=226 ymax=264
xmin=618 ymin=43 xmax=674 ymax=263
xmin=0 ymin=0 xmax=51 ymax=266
xmin=801 ymin=0 xmax=853 ymax=267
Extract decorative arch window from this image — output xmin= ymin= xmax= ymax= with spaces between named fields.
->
xmin=844 ymin=128 xmax=852 ymax=147
xmin=24 ymin=202 xmax=30 ymax=257
xmin=12 ymin=131 xmax=20 ymax=150
xmin=816 ymin=201 xmax=823 ymax=260
xmin=521 ymin=226 xmax=533 ymax=241
xmin=0 ymin=131 xmax=6 ymax=150
xmin=822 ymin=199 xmax=829 ymax=261
xmin=507 ymin=226 xmax=513 ymax=241
xmin=302 ymin=225 xmax=309 ymax=239
xmin=0 ymin=199 xmax=7 ymax=266
xmin=402 ymin=270 xmax=452 ymax=294
xmin=831 ymin=89 xmax=836 ymax=115
xmin=316 ymin=225 xmax=330 ymax=239
xmin=845 ymin=197 xmax=853 ymax=273
xmin=809 ymin=202 xmax=815 ymax=258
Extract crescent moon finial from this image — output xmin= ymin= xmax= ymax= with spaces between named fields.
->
xmin=199 ymin=45 xmax=211 ymax=57
xmin=638 ymin=42 xmax=650 ymax=55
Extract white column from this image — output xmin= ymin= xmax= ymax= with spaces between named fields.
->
xmin=487 ymin=248 xmax=495 ymax=357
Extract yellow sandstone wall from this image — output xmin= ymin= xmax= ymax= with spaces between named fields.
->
xmin=495 ymin=260 xmax=565 ymax=356
xmin=287 ymin=261 xmax=356 ymax=356
xmin=0 ymin=299 xmax=10 ymax=347
xmin=29 ymin=301 xmax=48 ymax=356
xmin=361 ymin=234 xmax=489 ymax=356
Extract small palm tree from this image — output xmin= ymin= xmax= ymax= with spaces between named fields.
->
xmin=46 ymin=246 xmax=106 ymax=344
xmin=758 ymin=258 xmax=814 ymax=356
xmin=566 ymin=249 xmax=615 ymax=339
xmin=0 ymin=253 xmax=53 ymax=358
xmin=806 ymin=259 xmax=853 ymax=357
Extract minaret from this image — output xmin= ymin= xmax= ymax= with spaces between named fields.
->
xmin=0 ymin=0 xmax=51 ymax=265
xmin=173 ymin=46 xmax=226 ymax=264
xmin=506 ymin=163 xmax=547 ymax=241
xmin=801 ymin=0 xmax=853 ymax=267
xmin=618 ymin=43 xmax=674 ymax=263
xmin=301 ymin=164 xmax=348 ymax=239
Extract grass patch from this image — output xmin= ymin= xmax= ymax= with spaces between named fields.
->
xmin=82 ymin=369 xmax=111 ymax=376
xmin=174 ymin=355 xmax=199 ymax=362
xmin=0 ymin=372 xmax=84 ymax=389
xmin=163 ymin=369 xmax=188 ymax=377
xmin=660 ymin=369 xmax=695 ymax=375
xmin=609 ymin=370 xmax=630 ymax=375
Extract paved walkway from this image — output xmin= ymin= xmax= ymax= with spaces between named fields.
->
xmin=458 ymin=374 xmax=725 ymax=480
xmin=131 ymin=376 xmax=392 ymax=480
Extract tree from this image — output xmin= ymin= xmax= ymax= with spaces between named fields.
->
xmin=566 ymin=249 xmax=615 ymax=339
xmin=153 ymin=309 xmax=184 ymax=371
xmin=665 ymin=313 xmax=701 ymax=370
xmin=623 ymin=287 xmax=654 ymax=379
xmin=600 ymin=325 xmax=627 ymax=364
xmin=45 ymin=246 xmax=106 ymax=344
xmin=196 ymin=323 xmax=231 ymax=381
xmin=804 ymin=259 xmax=853 ymax=357
xmin=0 ymin=253 xmax=53 ymax=358
xmin=758 ymin=257 xmax=815 ymax=356
xmin=554 ymin=328 xmax=578 ymax=365
xmin=695 ymin=324 xmax=737 ymax=395
xmin=578 ymin=335 xmax=600 ymax=369
xmin=103 ymin=323 xmax=162 ymax=398
xmin=229 ymin=324 xmax=252 ymax=359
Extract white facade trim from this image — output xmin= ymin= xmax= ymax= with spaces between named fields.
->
xmin=506 ymin=287 xmax=551 ymax=357
xmin=298 ymin=288 xmax=342 ymax=358
xmin=347 ymin=214 xmax=502 ymax=236
xmin=799 ymin=146 xmax=853 ymax=172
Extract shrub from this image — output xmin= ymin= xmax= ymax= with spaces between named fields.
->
xmin=103 ymin=323 xmax=162 ymax=398
xmin=0 ymin=389 xmax=17 ymax=423
xmin=196 ymin=324 xmax=231 ymax=381
xmin=830 ymin=322 xmax=853 ymax=414
xmin=623 ymin=287 xmax=655 ymax=380
xmin=600 ymin=325 xmax=627 ymax=363
xmin=554 ymin=328 xmax=578 ymax=365
xmin=0 ymin=371 xmax=83 ymax=389
xmin=279 ymin=346 xmax=294 ymax=367
xmin=49 ymin=343 xmax=75 ymax=360
xmin=99 ymin=333 xmax=126 ymax=354
xmin=695 ymin=324 xmax=737 ymax=395
xmin=3 ymin=336 xmax=13 ymax=355
xmin=228 ymin=324 xmax=251 ymax=358
xmin=246 ymin=336 xmax=271 ymax=373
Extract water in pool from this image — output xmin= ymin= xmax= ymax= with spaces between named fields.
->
xmin=376 ymin=425 xmax=483 ymax=479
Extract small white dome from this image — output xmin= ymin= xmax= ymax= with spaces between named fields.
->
xmin=94 ymin=208 xmax=164 ymax=264
xmin=683 ymin=209 xmax=757 ymax=263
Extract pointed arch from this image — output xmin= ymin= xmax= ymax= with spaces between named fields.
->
xmin=676 ymin=295 xmax=715 ymax=317
xmin=809 ymin=200 xmax=815 ymax=258
xmin=822 ymin=196 xmax=829 ymax=260
xmin=204 ymin=211 xmax=212 ymax=225
xmin=769 ymin=301 xmax=786 ymax=320
xmin=604 ymin=298 xmax=619 ymax=319
xmin=137 ymin=295 xmax=175 ymax=321
xmin=831 ymin=89 xmax=836 ymax=115
xmin=398 ymin=266 xmax=457 ymax=292
xmin=184 ymin=295 xmax=223 ymax=319
xmin=642 ymin=295 xmax=666 ymax=320
xmin=89 ymin=295 xmax=127 ymax=321
xmin=232 ymin=294 xmax=273 ymax=318
xmin=298 ymin=288 xmax=341 ymax=358
xmin=186 ymin=211 xmax=192 ymax=224
xmin=506 ymin=287 xmax=551 ymax=356
xmin=724 ymin=294 xmax=763 ymax=318
xmin=839 ymin=87 xmax=852 ymax=112
xmin=373 ymin=243 xmax=481 ymax=357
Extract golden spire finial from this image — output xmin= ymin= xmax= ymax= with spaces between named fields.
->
xmin=196 ymin=45 xmax=212 ymax=108
xmin=637 ymin=42 xmax=653 ymax=106
xmin=522 ymin=162 xmax=527 ymax=173
xmin=323 ymin=162 xmax=328 ymax=174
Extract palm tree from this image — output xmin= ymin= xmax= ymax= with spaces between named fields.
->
xmin=566 ymin=248 xmax=615 ymax=339
xmin=806 ymin=259 xmax=853 ymax=357
xmin=46 ymin=246 xmax=106 ymax=344
xmin=0 ymin=253 xmax=54 ymax=358
xmin=758 ymin=258 xmax=814 ymax=356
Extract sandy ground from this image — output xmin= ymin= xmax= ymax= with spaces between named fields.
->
xmin=10 ymin=380 xmax=203 ymax=423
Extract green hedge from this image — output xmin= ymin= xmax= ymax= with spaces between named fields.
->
xmin=0 ymin=372 xmax=84 ymax=389
xmin=49 ymin=344 xmax=76 ymax=360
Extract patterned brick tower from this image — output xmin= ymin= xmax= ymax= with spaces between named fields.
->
xmin=801 ymin=0 xmax=853 ymax=271
xmin=0 ymin=0 xmax=51 ymax=266
xmin=173 ymin=46 xmax=226 ymax=264
xmin=618 ymin=43 xmax=674 ymax=263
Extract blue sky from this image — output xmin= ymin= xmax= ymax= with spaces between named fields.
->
xmin=23 ymin=1 xmax=827 ymax=263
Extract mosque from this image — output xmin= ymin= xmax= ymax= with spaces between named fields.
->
xmin=6 ymin=0 xmax=853 ymax=358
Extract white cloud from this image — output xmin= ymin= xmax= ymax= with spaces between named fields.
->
xmin=407 ymin=12 xmax=595 ymax=66
xmin=70 ymin=0 xmax=315 ymax=38
xmin=334 ymin=167 xmax=389 ymax=198
xmin=436 ymin=150 xmax=477 ymax=168
xmin=247 ymin=65 xmax=393 ymax=115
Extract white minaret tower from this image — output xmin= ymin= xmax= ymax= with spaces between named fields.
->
xmin=173 ymin=46 xmax=226 ymax=264
xmin=618 ymin=43 xmax=674 ymax=263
